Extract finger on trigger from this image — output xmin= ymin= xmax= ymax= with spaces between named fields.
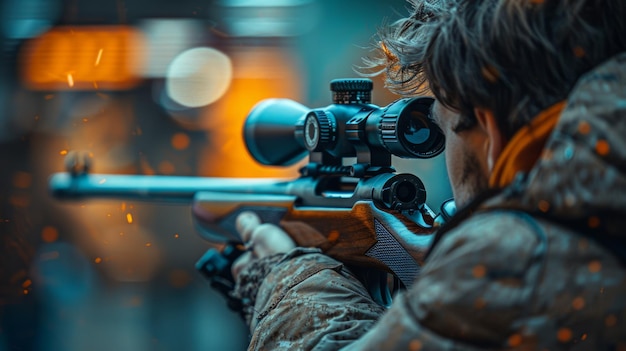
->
xmin=236 ymin=211 xmax=262 ymax=243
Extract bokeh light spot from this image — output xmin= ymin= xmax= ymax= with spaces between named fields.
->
xmin=595 ymin=139 xmax=610 ymax=156
xmin=538 ymin=200 xmax=550 ymax=212
xmin=557 ymin=328 xmax=573 ymax=343
xmin=588 ymin=216 xmax=600 ymax=228
xmin=573 ymin=46 xmax=586 ymax=58
xmin=409 ymin=339 xmax=423 ymax=351
xmin=588 ymin=260 xmax=602 ymax=273
xmin=508 ymin=333 xmax=523 ymax=347
xmin=605 ymin=314 xmax=617 ymax=327
xmin=41 ymin=226 xmax=59 ymax=243
xmin=472 ymin=264 xmax=487 ymax=278
xmin=578 ymin=121 xmax=591 ymax=135
xmin=171 ymin=132 xmax=190 ymax=150
xmin=166 ymin=47 xmax=232 ymax=108
xmin=572 ymin=297 xmax=585 ymax=310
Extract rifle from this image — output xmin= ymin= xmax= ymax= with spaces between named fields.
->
xmin=49 ymin=78 xmax=447 ymax=308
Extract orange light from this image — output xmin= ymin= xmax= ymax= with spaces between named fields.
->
xmin=67 ymin=72 xmax=74 ymax=87
xmin=41 ymin=226 xmax=59 ymax=243
xmin=171 ymin=132 xmax=190 ymax=150
xmin=95 ymin=48 xmax=104 ymax=66
xmin=198 ymin=47 xmax=305 ymax=178
xmin=20 ymin=26 xmax=144 ymax=90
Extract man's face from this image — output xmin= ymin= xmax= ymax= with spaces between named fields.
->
xmin=431 ymin=100 xmax=490 ymax=208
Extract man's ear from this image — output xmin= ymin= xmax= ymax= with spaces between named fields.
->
xmin=474 ymin=107 xmax=506 ymax=172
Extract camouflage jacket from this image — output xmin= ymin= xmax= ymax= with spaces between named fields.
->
xmin=236 ymin=53 xmax=626 ymax=350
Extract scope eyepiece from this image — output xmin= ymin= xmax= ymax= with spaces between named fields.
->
xmin=243 ymin=79 xmax=444 ymax=169
xmin=375 ymin=97 xmax=444 ymax=159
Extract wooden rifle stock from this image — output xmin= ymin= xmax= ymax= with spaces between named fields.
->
xmin=192 ymin=192 xmax=435 ymax=288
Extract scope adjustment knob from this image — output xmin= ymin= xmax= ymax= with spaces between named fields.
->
xmin=302 ymin=110 xmax=336 ymax=151
xmin=330 ymin=78 xmax=373 ymax=104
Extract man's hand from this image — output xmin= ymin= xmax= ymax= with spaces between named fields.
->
xmin=231 ymin=211 xmax=296 ymax=280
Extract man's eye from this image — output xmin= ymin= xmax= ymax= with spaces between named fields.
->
xmin=452 ymin=118 xmax=476 ymax=133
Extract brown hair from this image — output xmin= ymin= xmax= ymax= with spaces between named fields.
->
xmin=361 ymin=0 xmax=626 ymax=137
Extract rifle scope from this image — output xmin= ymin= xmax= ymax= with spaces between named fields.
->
xmin=243 ymin=79 xmax=444 ymax=168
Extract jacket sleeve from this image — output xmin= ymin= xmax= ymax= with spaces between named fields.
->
xmin=245 ymin=248 xmax=386 ymax=350
xmin=245 ymin=212 xmax=542 ymax=351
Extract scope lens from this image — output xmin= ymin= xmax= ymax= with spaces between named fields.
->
xmin=383 ymin=97 xmax=445 ymax=159
xmin=402 ymin=115 xmax=431 ymax=145
xmin=399 ymin=108 xmax=444 ymax=157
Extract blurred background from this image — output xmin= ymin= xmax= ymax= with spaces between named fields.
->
xmin=0 ymin=0 xmax=451 ymax=350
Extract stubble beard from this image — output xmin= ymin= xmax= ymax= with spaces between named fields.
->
xmin=456 ymin=149 xmax=489 ymax=208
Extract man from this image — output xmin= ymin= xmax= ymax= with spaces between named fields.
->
xmin=229 ymin=0 xmax=626 ymax=349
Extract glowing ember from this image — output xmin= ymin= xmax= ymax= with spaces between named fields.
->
xmin=95 ymin=48 xmax=103 ymax=66
xmin=126 ymin=213 xmax=133 ymax=224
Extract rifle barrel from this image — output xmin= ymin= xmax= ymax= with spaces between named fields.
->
xmin=49 ymin=173 xmax=290 ymax=202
